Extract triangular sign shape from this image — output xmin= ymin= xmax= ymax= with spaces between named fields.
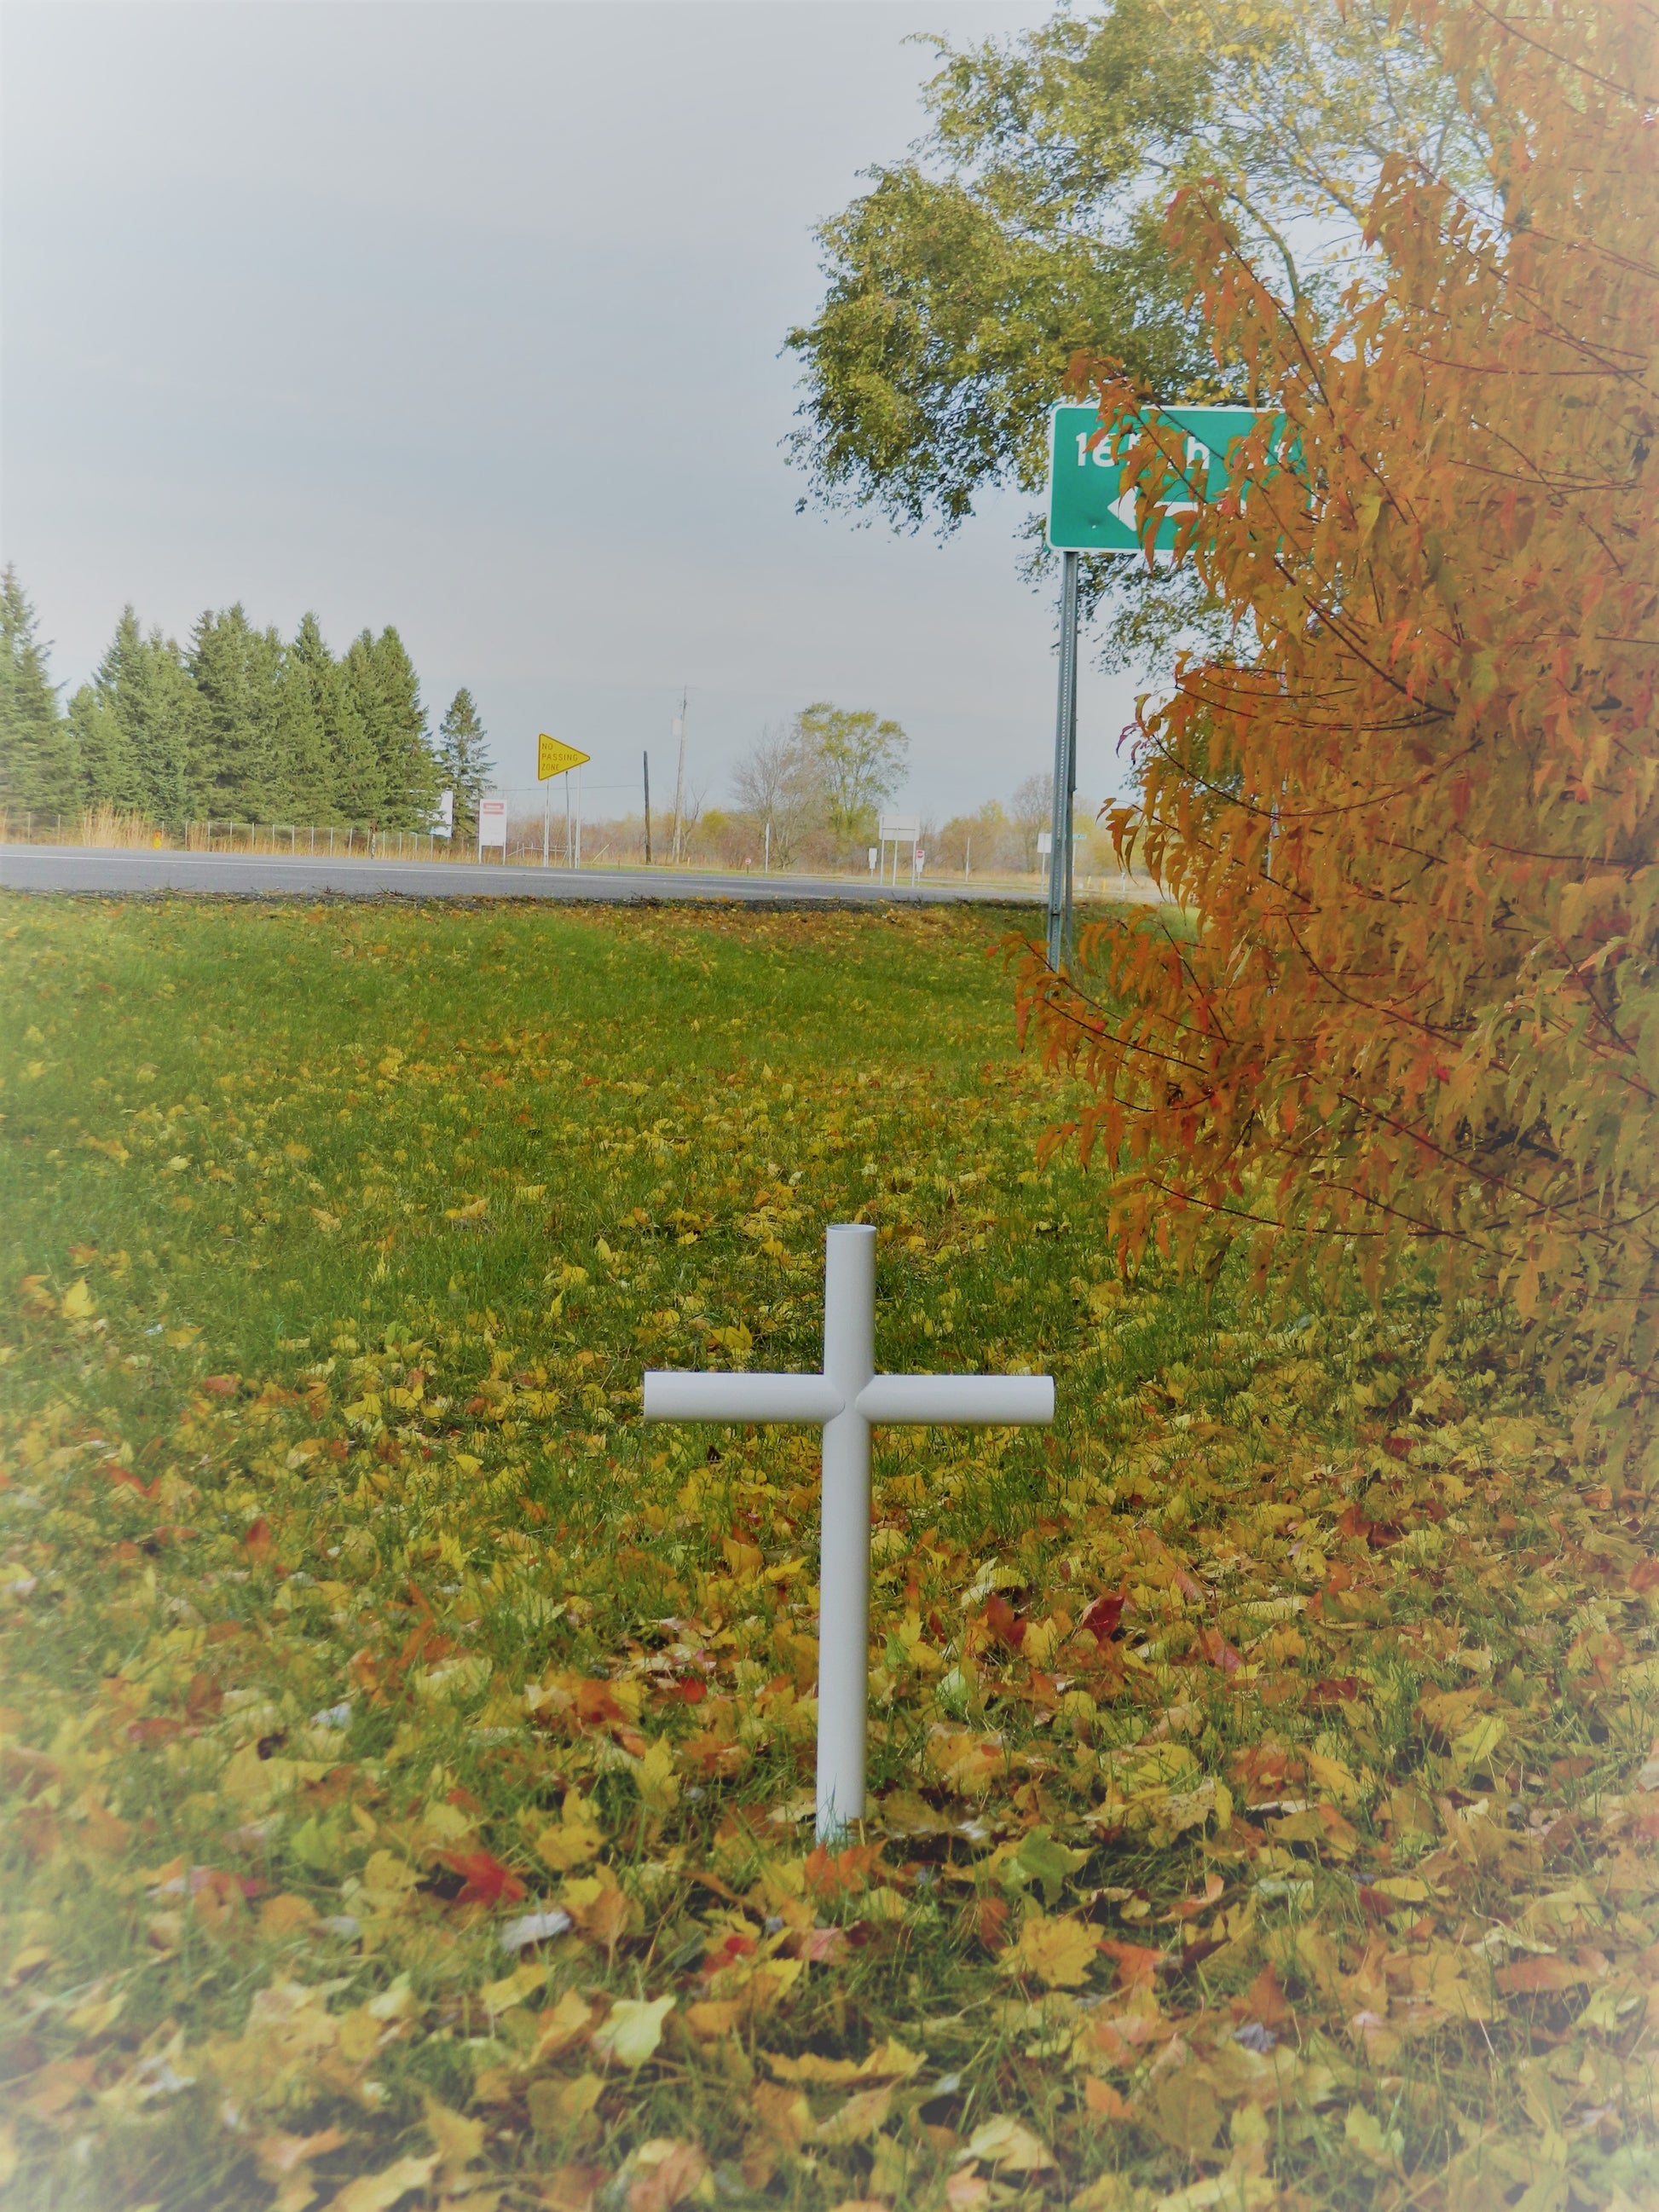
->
xmin=537 ymin=733 xmax=590 ymax=780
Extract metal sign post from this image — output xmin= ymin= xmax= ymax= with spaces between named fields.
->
xmin=1043 ymin=402 xmax=1275 ymax=971
xmin=535 ymin=734 xmax=590 ymax=874
xmin=876 ymin=814 xmax=921 ymax=889
xmin=1046 ymin=549 xmax=1080 ymax=972
xmin=644 ymin=1225 xmax=1053 ymax=1840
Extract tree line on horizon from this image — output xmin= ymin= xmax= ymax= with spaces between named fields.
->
xmin=3 ymin=569 xmax=1089 ymax=875
xmin=0 ymin=569 xmax=494 ymax=835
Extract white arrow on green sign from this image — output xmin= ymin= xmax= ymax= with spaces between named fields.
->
xmin=1046 ymin=403 xmax=1273 ymax=553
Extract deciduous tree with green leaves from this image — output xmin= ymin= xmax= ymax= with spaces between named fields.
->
xmin=788 ymin=0 xmax=1489 ymax=672
xmin=796 ymin=700 xmax=908 ymax=848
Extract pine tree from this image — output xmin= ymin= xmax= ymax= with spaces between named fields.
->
xmin=188 ymin=605 xmax=283 ymax=822
xmin=0 ymin=568 xmax=78 ymax=820
xmin=66 ymin=684 xmax=138 ymax=811
xmin=277 ymin=614 xmax=344 ymax=823
xmin=66 ymin=609 xmax=151 ymax=814
xmin=344 ymin=627 xmax=436 ymax=829
xmin=120 ymin=620 xmax=199 ymax=830
xmin=327 ymin=648 xmax=382 ymax=828
xmin=436 ymin=689 xmax=492 ymax=843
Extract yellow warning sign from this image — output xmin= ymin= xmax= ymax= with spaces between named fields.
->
xmin=537 ymin=733 xmax=590 ymax=780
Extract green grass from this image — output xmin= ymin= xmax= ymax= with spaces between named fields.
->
xmin=1 ymin=893 xmax=1656 ymax=2212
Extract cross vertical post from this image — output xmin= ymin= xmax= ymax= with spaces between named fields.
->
xmin=818 ymin=1225 xmax=876 ymax=1836
xmin=642 ymin=1224 xmax=1054 ymax=1840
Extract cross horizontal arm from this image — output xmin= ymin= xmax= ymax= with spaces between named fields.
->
xmin=642 ymin=1372 xmax=844 ymax=1424
xmin=855 ymin=1374 xmax=1054 ymax=1426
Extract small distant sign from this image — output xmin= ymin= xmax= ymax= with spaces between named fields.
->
xmin=878 ymin=815 xmax=921 ymax=844
xmin=433 ymin=788 xmax=454 ymax=838
xmin=538 ymin=734 xmax=590 ymax=781
xmin=478 ymin=798 xmax=508 ymax=852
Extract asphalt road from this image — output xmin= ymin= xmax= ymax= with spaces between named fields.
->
xmin=0 ymin=844 xmax=1159 ymax=908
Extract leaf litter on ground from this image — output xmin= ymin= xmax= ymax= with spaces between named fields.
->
xmin=0 ymin=897 xmax=1656 ymax=2210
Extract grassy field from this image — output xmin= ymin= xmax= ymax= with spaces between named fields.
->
xmin=2 ymin=893 xmax=1656 ymax=2212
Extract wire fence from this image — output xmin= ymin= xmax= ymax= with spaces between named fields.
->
xmin=0 ymin=800 xmax=1160 ymax=899
xmin=0 ymin=807 xmax=471 ymax=863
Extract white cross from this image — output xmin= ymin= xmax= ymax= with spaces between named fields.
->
xmin=643 ymin=1224 xmax=1054 ymax=1840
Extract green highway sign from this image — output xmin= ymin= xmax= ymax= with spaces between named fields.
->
xmin=1046 ymin=404 xmax=1269 ymax=552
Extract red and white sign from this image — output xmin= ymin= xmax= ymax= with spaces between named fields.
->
xmin=477 ymin=798 xmax=507 ymax=854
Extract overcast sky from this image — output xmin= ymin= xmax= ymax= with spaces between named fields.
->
xmin=3 ymin=0 xmax=1143 ymax=821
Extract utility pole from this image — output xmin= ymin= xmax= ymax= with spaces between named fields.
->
xmin=670 ymin=690 xmax=687 ymax=865
xmin=643 ymin=752 xmax=652 ymax=864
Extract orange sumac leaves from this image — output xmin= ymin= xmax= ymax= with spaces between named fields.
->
xmin=1023 ymin=1 xmax=1659 ymax=1467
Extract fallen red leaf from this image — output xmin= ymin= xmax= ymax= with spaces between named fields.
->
xmin=1495 ymin=1954 xmax=1592 ymax=1995
xmin=805 ymin=1841 xmax=881 ymax=1898
xmin=1234 ymin=1965 xmax=1293 ymax=2030
xmin=1099 ymin=1938 xmax=1165 ymax=1987
xmin=1078 ymin=1593 xmax=1124 ymax=1643
xmin=1196 ymin=1626 xmax=1243 ymax=1673
xmin=965 ymin=1894 xmax=1009 ymax=1954
xmin=575 ymin=1679 xmax=627 ymax=1728
xmin=1308 ymin=1677 xmax=1361 ymax=1706
xmin=795 ymin=1925 xmax=849 ymax=1965
xmin=125 ymin=1718 xmax=183 ymax=1747
xmin=442 ymin=1850 xmax=527 ymax=1907
xmin=1084 ymin=2076 xmax=1134 ymax=2119
xmin=984 ymin=1592 xmax=1027 ymax=1649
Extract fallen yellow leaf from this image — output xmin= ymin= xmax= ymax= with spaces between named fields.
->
xmin=528 ymin=2072 xmax=603 ymax=2134
xmin=814 ymin=2083 xmax=892 ymax=2145
xmin=591 ymin=1995 xmax=674 ymax=2068
xmin=423 ymin=2094 xmax=483 ymax=2174
xmin=962 ymin=2114 xmax=1055 ymax=2174
xmin=1000 ymin=1910 xmax=1101 ymax=1990
xmin=327 ymin=2152 xmax=438 ymax=2212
